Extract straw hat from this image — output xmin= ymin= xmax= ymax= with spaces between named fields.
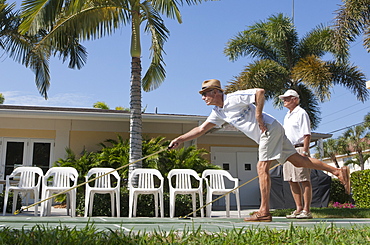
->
xmin=199 ymin=79 xmax=224 ymax=94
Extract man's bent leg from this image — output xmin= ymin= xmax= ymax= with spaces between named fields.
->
xmin=287 ymin=153 xmax=350 ymax=194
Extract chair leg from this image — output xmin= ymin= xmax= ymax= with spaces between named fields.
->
xmin=235 ymin=191 xmax=241 ymax=218
xmin=225 ymin=194 xmax=230 ymax=217
xmin=199 ymin=192 xmax=204 ymax=218
xmin=34 ymin=191 xmax=39 ymax=216
xmin=2 ymin=190 xmax=10 ymax=216
xmin=71 ymin=190 xmax=76 ymax=217
xmin=84 ymin=192 xmax=90 ymax=217
xmin=191 ymin=193 xmax=196 ymax=217
xmin=154 ymin=193 xmax=158 ymax=218
xmin=12 ymin=191 xmax=19 ymax=215
xmin=116 ymin=190 xmax=120 ymax=217
xmin=129 ymin=192 xmax=134 ymax=218
xmin=110 ymin=193 xmax=115 ymax=217
xmin=159 ymin=192 xmax=164 ymax=218
xmin=206 ymin=192 xmax=212 ymax=217
xmin=133 ymin=193 xmax=138 ymax=218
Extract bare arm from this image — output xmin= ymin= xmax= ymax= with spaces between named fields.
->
xmin=169 ymin=121 xmax=216 ymax=149
xmin=302 ymin=134 xmax=311 ymax=156
xmin=255 ymin=88 xmax=267 ymax=133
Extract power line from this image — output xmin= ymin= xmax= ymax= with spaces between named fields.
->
xmin=328 ymin=122 xmax=364 ymax=134
xmin=319 ymin=106 xmax=370 ymax=126
xmin=323 ymin=101 xmax=363 ymax=118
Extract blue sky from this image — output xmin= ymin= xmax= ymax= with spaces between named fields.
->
xmin=1 ymin=0 xmax=369 ymax=138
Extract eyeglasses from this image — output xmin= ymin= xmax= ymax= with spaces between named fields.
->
xmin=201 ymin=89 xmax=213 ymax=97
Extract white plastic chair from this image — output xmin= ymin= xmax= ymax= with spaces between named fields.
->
xmin=168 ymin=169 xmax=204 ymax=218
xmin=202 ymin=169 xmax=241 ymax=218
xmin=128 ymin=168 xmax=164 ymax=218
xmin=40 ymin=167 xmax=79 ymax=217
xmin=84 ymin=168 xmax=120 ymax=217
xmin=2 ymin=166 xmax=43 ymax=216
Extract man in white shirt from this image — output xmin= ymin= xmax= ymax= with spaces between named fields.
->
xmin=280 ymin=90 xmax=312 ymax=219
xmin=169 ymin=79 xmax=350 ymax=222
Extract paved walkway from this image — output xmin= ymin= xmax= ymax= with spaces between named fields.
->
xmin=1 ymin=207 xmax=370 ymax=233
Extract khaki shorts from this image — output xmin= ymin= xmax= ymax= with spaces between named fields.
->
xmin=258 ymin=120 xmax=297 ymax=163
xmin=283 ymin=147 xmax=311 ymax=182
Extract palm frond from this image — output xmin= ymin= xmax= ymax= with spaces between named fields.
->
xmin=291 ymin=55 xmax=332 ymax=102
xmin=225 ymin=59 xmax=288 ymax=99
xmin=328 ymin=61 xmax=369 ymax=102
xmin=141 ymin=1 xmax=169 ymax=91
xmin=332 ymin=0 xmax=370 ymax=59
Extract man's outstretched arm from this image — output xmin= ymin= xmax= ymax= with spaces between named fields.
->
xmin=169 ymin=121 xmax=216 ymax=149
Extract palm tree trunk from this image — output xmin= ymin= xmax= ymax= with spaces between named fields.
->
xmin=129 ymin=56 xmax=143 ymax=172
xmin=330 ymin=154 xmax=340 ymax=168
xmin=358 ymin=151 xmax=365 ymax=171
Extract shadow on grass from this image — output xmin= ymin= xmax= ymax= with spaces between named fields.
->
xmin=271 ymin=208 xmax=370 ymax=218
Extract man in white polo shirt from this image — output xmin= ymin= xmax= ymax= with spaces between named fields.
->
xmin=169 ymin=79 xmax=350 ymax=222
xmin=280 ymin=90 xmax=312 ymax=219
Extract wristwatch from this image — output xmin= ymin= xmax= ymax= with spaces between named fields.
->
xmin=302 ymin=151 xmax=309 ymax=156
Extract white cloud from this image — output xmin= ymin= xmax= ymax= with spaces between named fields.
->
xmin=2 ymin=91 xmax=95 ymax=108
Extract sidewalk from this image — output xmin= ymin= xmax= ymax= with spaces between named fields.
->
xmin=4 ymin=205 xmax=258 ymax=218
xmin=2 ymin=206 xmax=370 ymax=233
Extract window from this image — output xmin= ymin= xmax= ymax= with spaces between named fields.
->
xmin=0 ymin=138 xmax=54 ymax=178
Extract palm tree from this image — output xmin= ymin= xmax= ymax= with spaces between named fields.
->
xmin=0 ymin=93 xmax=4 ymax=104
xmin=342 ymin=123 xmax=370 ymax=170
xmin=224 ymin=13 xmax=369 ymax=129
xmin=93 ymin=101 xmax=110 ymax=110
xmin=314 ymin=138 xmax=349 ymax=168
xmin=332 ymin=0 xmax=370 ymax=61
xmin=19 ymin=0 xmax=211 ymax=169
xmin=0 ymin=0 xmax=55 ymax=97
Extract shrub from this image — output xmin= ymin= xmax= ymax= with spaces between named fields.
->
xmin=351 ymin=169 xmax=370 ymax=208
xmin=56 ymin=135 xmax=215 ymax=217
xmin=329 ymin=178 xmax=352 ymax=204
xmin=0 ymin=192 xmax=22 ymax=214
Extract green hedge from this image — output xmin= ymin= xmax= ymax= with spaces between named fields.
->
xmin=329 ymin=178 xmax=352 ymax=204
xmin=351 ymin=169 xmax=370 ymax=208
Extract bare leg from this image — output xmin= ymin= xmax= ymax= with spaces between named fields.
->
xmin=301 ymin=181 xmax=312 ymax=212
xmin=287 ymin=153 xmax=337 ymax=172
xmin=289 ymin=181 xmax=303 ymax=212
xmin=244 ymin=160 xmax=273 ymax=222
xmin=257 ymin=160 xmax=271 ymax=214
xmin=287 ymin=153 xmax=350 ymax=194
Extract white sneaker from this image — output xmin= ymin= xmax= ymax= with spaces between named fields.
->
xmin=296 ymin=210 xmax=313 ymax=219
xmin=286 ymin=210 xmax=301 ymax=219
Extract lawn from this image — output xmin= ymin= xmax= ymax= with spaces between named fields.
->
xmin=272 ymin=207 xmax=370 ymax=218
xmin=0 ymin=222 xmax=369 ymax=244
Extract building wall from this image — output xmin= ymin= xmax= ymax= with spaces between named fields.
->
xmin=322 ymin=151 xmax=370 ymax=174
xmin=0 ymin=115 xmax=257 ymax=165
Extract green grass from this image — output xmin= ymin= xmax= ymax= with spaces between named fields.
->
xmin=271 ymin=208 xmax=370 ymax=218
xmin=0 ymin=223 xmax=369 ymax=244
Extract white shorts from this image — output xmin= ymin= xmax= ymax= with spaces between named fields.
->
xmin=283 ymin=147 xmax=311 ymax=182
xmin=258 ymin=120 xmax=297 ymax=163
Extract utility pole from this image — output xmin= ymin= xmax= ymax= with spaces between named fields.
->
xmin=292 ymin=0 xmax=295 ymax=24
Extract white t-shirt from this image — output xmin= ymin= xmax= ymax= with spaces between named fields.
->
xmin=205 ymin=89 xmax=276 ymax=143
xmin=283 ymin=105 xmax=311 ymax=145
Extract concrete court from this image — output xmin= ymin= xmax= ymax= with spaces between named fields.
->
xmin=1 ymin=207 xmax=370 ymax=233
